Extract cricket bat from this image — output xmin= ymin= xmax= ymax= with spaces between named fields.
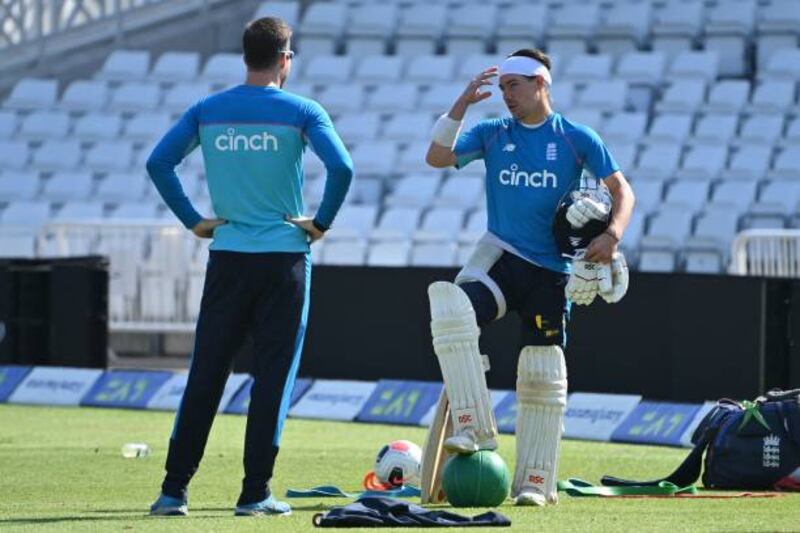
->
xmin=420 ymin=388 xmax=452 ymax=504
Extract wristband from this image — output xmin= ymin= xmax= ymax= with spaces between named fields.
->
xmin=431 ymin=114 xmax=463 ymax=149
xmin=604 ymin=229 xmax=620 ymax=242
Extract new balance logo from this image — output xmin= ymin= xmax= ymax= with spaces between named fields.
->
xmin=502 ymin=143 xmax=516 ymax=152
xmin=214 ymin=127 xmax=279 ymax=152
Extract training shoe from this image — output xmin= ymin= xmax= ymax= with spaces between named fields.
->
xmin=234 ymin=495 xmax=291 ymax=517
xmin=444 ymin=433 xmax=498 ymax=455
xmin=149 ymin=493 xmax=188 ymax=516
xmin=514 ymin=489 xmax=557 ymax=507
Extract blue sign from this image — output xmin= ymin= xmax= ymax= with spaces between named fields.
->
xmin=224 ymin=377 xmax=311 ymax=415
xmin=0 ymin=366 xmax=31 ymax=402
xmin=494 ymin=392 xmax=517 ymax=434
xmin=82 ymin=370 xmax=174 ymax=409
xmin=357 ymin=380 xmax=442 ymax=425
xmin=611 ymin=401 xmax=702 ymax=446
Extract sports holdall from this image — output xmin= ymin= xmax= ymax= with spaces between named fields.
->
xmin=603 ymin=389 xmax=800 ymax=491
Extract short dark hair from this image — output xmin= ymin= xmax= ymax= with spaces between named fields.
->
xmin=508 ymin=48 xmax=552 ymax=72
xmin=242 ymin=17 xmax=292 ymax=71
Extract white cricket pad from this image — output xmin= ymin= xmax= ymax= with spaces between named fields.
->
xmin=428 ymin=281 xmax=497 ymax=449
xmin=513 ymin=345 xmax=567 ymax=505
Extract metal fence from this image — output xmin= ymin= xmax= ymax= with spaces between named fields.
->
xmin=730 ymin=229 xmax=800 ymax=278
xmin=39 ymin=220 xmax=204 ymax=332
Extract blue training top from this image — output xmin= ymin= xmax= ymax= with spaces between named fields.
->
xmin=146 ymin=84 xmax=353 ymax=253
xmin=454 ymin=113 xmax=619 ymax=273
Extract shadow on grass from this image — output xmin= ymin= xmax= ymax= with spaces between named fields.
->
xmin=0 ymin=502 xmax=332 ymax=526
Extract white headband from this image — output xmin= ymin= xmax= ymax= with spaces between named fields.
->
xmin=499 ymin=56 xmax=552 ymax=86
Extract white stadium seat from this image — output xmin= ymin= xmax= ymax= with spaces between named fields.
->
xmin=547 ymin=3 xmax=599 ymax=59
xmin=603 ymin=112 xmax=648 ymax=145
xmin=737 ymin=115 xmax=784 ymax=147
xmin=326 ymin=204 xmax=378 ymax=240
xmin=747 ymin=80 xmax=795 ymax=114
xmin=652 ymin=1 xmax=704 ymax=59
xmin=348 ymin=141 xmax=398 ymax=176
xmin=96 ymin=172 xmax=147 ymax=202
xmin=254 ymin=1 xmax=300 ymax=28
xmin=41 ymin=171 xmax=93 ymax=201
xmin=663 ymin=180 xmax=711 ymax=212
xmin=162 ymin=82 xmax=213 ymax=113
xmin=410 ymin=242 xmax=458 ymax=267
xmin=680 ymin=146 xmax=728 ymax=180
xmin=108 ymin=82 xmax=161 ymax=112
xmin=59 ymin=80 xmax=110 ymax=112
xmin=704 ymin=0 xmax=756 ymax=77
xmin=97 ymin=50 xmax=151 ymax=82
xmin=73 ymin=112 xmax=123 ymax=142
xmin=756 ymin=0 xmax=800 ymax=69
xmin=633 ymin=144 xmax=682 ymax=181
xmin=297 ymin=2 xmax=347 ymax=56
xmin=316 ymin=84 xmax=365 ymax=113
xmin=387 ymin=174 xmax=441 ymax=208
xmin=382 ymin=112 xmax=435 ymax=142
xmin=630 ymin=181 xmax=663 ymax=215
xmin=641 ymin=206 xmax=694 ymax=249
xmin=355 ymin=56 xmax=405 ymax=83
xmin=3 ymin=78 xmax=58 ymax=110
xmin=435 ymin=176 xmax=483 ymax=208
xmin=395 ymin=4 xmax=447 ymax=57
xmin=420 ymin=83 xmax=469 ymax=112
xmin=645 ymin=113 xmax=693 ymax=145
xmin=637 ymin=250 xmax=676 ymax=272
xmin=596 ymin=2 xmax=653 ymax=57
xmin=201 ymin=53 xmax=244 ymax=85
xmin=149 ymin=51 xmax=200 ymax=83
xmin=686 ymin=208 xmax=740 ymax=255
xmin=770 ymin=150 xmax=800 ymax=180
xmin=576 ymin=80 xmax=627 ymax=112
xmin=691 ymin=115 xmax=738 ymax=146
xmin=703 ymin=80 xmax=751 ymax=114
xmin=84 ymin=141 xmax=134 ymax=173
xmin=0 ymin=141 xmax=30 ymax=170
xmin=397 ymin=141 xmax=436 ymax=174
xmin=0 ymin=111 xmax=17 ymax=139
xmin=1 ymin=201 xmax=51 ymax=225
xmin=495 ymin=4 xmax=547 ymax=54
xmin=445 ymin=5 xmax=498 ymax=56
xmin=710 ymin=181 xmax=759 ymax=211
xmin=367 ymin=240 xmax=411 ymax=267
xmin=683 ymin=250 xmax=723 ymax=274
xmin=18 ymin=111 xmax=70 ymax=141
xmin=346 ymin=4 xmax=397 ymax=56
xmin=615 ymin=51 xmax=667 ymax=86
xmin=414 ymin=207 xmax=465 ymax=242
xmin=668 ymin=51 xmax=720 ymax=83
xmin=406 ymin=55 xmax=455 ymax=83
xmin=31 ymin=140 xmax=82 ymax=172
xmin=562 ymin=54 xmax=613 ymax=82
xmin=334 ymin=112 xmax=381 ymax=143
xmin=760 ymin=48 xmax=800 ymax=81
xmin=371 ymin=207 xmax=422 ymax=241
xmin=322 ymin=240 xmax=366 ymax=266
xmin=656 ymin=80 xmax=706 ymax=114
xmin=54 ymin=201 xmax=105 ymax=221
xmin=0 ymin=171 xmax=39 ymax=201
xmin=723 ymin=146 xmax=772 ymax=181
xmin=751 ymin=181 xmax=800 ymax=215
xmin=368 ymin=83 xmax=419 ymax=112
xmin=303 ymin=56 xmax=354 ymax=83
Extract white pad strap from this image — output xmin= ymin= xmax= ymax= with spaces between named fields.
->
xmin=429 ymin=281 xmax=497 ymax=442
xmin=513 ymin=345 xmax=567 ymax=503
xmin=431 ymin=114 xmax=463 ymax=149
xmin=454 ymin=241 xmax=507 ymax=320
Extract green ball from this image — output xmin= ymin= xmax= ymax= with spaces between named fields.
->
xmin=441 ymin=450 xmax=510 ymax=507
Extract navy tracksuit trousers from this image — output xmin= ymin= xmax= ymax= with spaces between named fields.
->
xmin=162 ymin=251 xmax=310 ymax=505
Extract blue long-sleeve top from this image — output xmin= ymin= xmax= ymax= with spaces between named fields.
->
xmin=146 ymin=84 xmax=353 ymax=253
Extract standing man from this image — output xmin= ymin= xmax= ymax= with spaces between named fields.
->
xmin=146 ymin=17 xmax=353 ymax=516
xmin=425 ymin=49 xmax=634 ymax=506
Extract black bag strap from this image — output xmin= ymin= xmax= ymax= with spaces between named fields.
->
xmin=601 ymin=403 xmax=734 ymax=488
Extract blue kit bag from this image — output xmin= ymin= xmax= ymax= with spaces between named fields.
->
xmin=602 ymin=389 xmax=800 ymax=491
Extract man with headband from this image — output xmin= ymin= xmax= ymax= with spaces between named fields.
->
xmin=423 ymin=49 xmax=635 ymax=506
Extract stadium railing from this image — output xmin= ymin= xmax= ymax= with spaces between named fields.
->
xmin=730 ymin=229 xmax=800 ymax=277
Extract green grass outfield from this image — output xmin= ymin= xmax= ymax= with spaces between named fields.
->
xmin=1 ymin=405 xmax=798 ymax=532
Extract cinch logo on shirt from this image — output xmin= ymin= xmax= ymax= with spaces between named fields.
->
xmin=214 ymin=127 xmax=279 ymax=152
xmin=498 ymin=164 xmax=558 ymax=188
